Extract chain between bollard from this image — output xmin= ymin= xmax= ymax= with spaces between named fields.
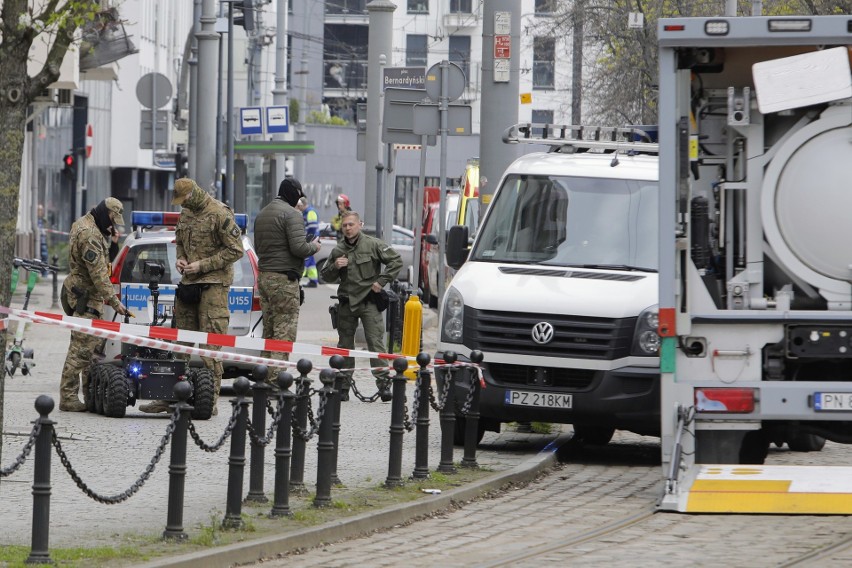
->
xmin=349 ymin=379 xmax=383 ymax=403
xmin=460 ymin=368 xmax=479 ymax=416
xmin=247 ymin=395 xmax=285 ymax=446
xmin=403 ymin=374 xmax=422 ymax=432
xmin=429 ymin=370 xmax=453 ymax=412
xmin=189 ymin=402 xmax=241 ymax=452
xmin=0 ymin=422 xmax=42 ymax=477
xmin=52 ymin=408 xmax=178 ymax=504
xmin=292 ymin=393 xmax=327 ymax=441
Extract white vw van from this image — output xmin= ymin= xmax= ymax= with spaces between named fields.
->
xmin=439 ymin=125 xmax=660 ymax=445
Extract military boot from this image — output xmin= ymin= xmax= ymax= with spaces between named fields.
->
xmin=59 ymin=399 xmax=87 ymax=412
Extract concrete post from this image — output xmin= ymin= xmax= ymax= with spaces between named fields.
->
xmin=195 ymin=0 xmax=220 ymax=191
xmin=271 ymin=0 xmax=289 ymax=204
xmin=479 ymin=0 xmax=521 ymax=202
xmin=364 ymin=1 xmax=396 ymax=231
xmin=188 ymin=0 xmax=201 ymax=178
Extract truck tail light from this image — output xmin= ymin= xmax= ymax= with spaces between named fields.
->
xmin=695 ymin=388 xmax=756 ymax=413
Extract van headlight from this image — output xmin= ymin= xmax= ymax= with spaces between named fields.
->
xmin=631 ymin=306 xmax=660 ymax=356
xmin=441 ymin=287 xmax=465 ymax=343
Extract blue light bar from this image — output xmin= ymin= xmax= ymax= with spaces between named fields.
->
xmin=131 ymin=211 xmax=247 ymax=232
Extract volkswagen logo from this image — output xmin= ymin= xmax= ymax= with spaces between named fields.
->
xmin=531 ymin=322 xmax=555 ymax=345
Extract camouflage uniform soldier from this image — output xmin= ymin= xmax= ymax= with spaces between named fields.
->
xmin=60 ymin=198 xmax=130 ymax=412
xmin=139 ymin=178 xmax=244 ymax=413
xmin=321 ymin=211 xmax=402 ymax=398
xmin=254 ymin=178 xmax=321 ymax=375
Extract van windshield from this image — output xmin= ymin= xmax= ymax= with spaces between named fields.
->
xmin=470 ymin=174 xmax=658 ymax=270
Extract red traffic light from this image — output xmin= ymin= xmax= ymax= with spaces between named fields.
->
xmin=63 ymin=154 xmax=75 ymax=167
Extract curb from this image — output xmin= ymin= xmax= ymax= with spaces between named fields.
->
xmin=136 ymin=432 xmax=573 ymax=568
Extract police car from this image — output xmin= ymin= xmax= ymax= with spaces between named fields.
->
xmin=102 ymin=211 xmax=263 ymax=379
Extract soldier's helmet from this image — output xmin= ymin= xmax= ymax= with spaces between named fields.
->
xmin=172 ymin=178 xmax=197 ymax=206
xmin=105 ymin=197 xmax=125 ymax=230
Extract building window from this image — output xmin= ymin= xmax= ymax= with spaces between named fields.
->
xmin=325 ymin=0 xmax=367 ymax=15
xmin=406 ymin=35 xmax=428 ymax=67
xmin=531 ymin=109 xmax=555 ymax=136
xmin=450 ymin=0 xmax=472 ymax=13
xmin=449 ymin=35 xmax=471 ymax=87
xmin=407 ymin=0 xmax=428 ymax=14
xmin=324 ymin=24 xmax=369 ymax=90
xmin=533 ymin=37 xmax=555 ymax=90
xmin=535 ymin=0 xmax=556 ymax=15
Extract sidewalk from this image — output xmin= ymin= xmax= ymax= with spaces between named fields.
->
xmin=1 ymin=275 xmax=568 ymax=566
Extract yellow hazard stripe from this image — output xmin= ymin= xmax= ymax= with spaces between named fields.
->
xmin=687 ymin=479 xmax=852 ymax=513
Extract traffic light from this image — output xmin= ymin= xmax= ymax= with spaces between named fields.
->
xmin=175 ymin=145 xmax=189 ymax=178
xmin=233 ymin=0 xmax=255 ymax=32
xmin=62 ymin=153 xmax=76 ymax=179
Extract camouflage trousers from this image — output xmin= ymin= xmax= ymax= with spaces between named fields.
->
xmin=60 ymin=312 xmax=105 ymax=404
xmin=258 ymin=272 xmax=300 ymax=380
xmin=336 ymin=299 xmax=390 ymax=389
xmin=174 ymin=284 xmax=230 ymax=404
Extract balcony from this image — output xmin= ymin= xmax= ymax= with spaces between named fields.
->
xmin=324 ymin=59 xmax=368 ymax=94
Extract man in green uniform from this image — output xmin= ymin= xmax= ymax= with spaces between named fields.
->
xmin=139 ymin=178 xmax=244 ymax=413
xmin=321 ymin=211 xmax=402 ymax=398
xmin=254 ymin=178 xmax=322 ymax=376
xmin=60 ymin=197 xmax=130 ymax=411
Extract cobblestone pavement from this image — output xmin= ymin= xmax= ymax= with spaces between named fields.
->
xmin=250 ymin=436 xmax=852 ymax=568
xmin=0 ymin=279 xmax=560 ymax=549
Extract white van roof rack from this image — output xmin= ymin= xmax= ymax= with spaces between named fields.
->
xmin=502 ymin=123 xmax=659 ymax=154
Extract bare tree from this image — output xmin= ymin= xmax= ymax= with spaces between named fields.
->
xmin=533 ymin=0 xmax=846 ymax=126
xmin=0 ymin=0 xmax=99 ymax=465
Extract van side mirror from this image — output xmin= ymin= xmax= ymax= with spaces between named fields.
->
xmin=446 ymin=225 xmax=469 ymax=270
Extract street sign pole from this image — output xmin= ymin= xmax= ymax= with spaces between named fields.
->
xmin=412 ymin=135 xmax=428 ymax=292
xmin=437 ymin=61 xmax=449 ymax=307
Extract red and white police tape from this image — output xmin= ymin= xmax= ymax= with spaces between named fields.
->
xmin=0 ymin=307 xmax=482 ymax=381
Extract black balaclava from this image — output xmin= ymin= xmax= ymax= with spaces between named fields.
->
xmin=277 ymin=177 xmax=303 ymax=207
xmin=89 ymin=200 xmax=113 ymax=237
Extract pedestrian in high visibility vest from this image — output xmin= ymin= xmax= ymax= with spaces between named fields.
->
xmin=297 ymin=196 xmax=320 ymax=287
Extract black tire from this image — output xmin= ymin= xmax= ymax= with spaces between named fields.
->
xmin=739 ymin=430 xmax=769 ymax=464
xmin=8 ymin=351 xmax=21 ymax=375
xmin=102 ymin=365 xmax=129 ymax=418
xmin=189 ymin=369 xmax=216 ymax=420
xmin=85 ymin=366 xmax=103 ymax=413
xmin=453 ymin=415 xmax=485 ymax=446
xmin=94 ymin=367 xmax=106 ymax=415
xmin=787 ymin=433 xmax=826 ymax=452
xmin=573 ymin=425 xmax=615 ymax=446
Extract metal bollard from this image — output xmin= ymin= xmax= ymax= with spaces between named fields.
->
xmin=412 ymin=352 xmax=432 ymax=479
xmin=26 ymin=395 xmax=56 ymax=565
xmin=271 ymin=371 xmax=295 ymax=517
xmin=222 ymin=377 xmax=251 ymax=529
xmin=385 ymin=358 xmax=410 ymax=488
xmin=163 ymin=382 xmax=193 ymax=540
xmin=329 ymin=355 xmax=345 ymax=486
xmin=437 ymin=351 xmax=458 ymax=474
xmin=289 ymin=359 xmax=313 ymax=494
xmin=461 ymin=350 xmax=485 ymax=468
xmin=50 ymin=254 xmax=59 ymax=309
xmin=246 ymin=365 xmax=271 ymax=503
xmin=313 ymin=369 xmax=336 ymax=508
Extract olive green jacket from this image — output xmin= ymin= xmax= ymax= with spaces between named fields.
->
xmin=321 ymin=233 xmax=402 ymax=306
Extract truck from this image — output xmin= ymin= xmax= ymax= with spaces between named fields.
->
xmin=656 ymin=16 xmax=852 ymax=513
xmin=440 ymin=124 xmax=660 ymax=445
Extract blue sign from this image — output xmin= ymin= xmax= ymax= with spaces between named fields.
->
xmin=240 ymin=107 xmax=263 ymax=136
xmin=121 ymin=285 xmax=253 ymax=314
xmin=267 ymin=106 xmax=289 ymax=133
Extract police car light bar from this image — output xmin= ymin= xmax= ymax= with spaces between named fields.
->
xmin=132 ymin=211 xmax=248 ymax=232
